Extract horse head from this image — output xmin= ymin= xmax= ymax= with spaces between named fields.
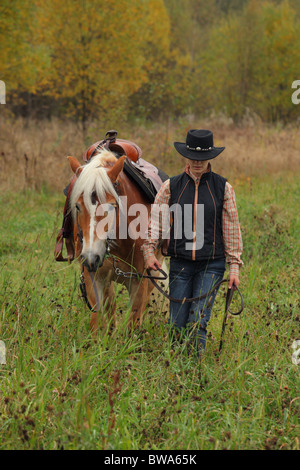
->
xmin=68 ymin=151 xmax=126 ymax=272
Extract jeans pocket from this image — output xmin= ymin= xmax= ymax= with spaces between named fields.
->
xmin=170 ymin=257 xmax=192 ymax=279
xmin=206 ymin=258 xmax=225 ymax=275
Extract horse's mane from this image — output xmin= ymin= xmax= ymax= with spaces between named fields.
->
xmin=70 ymin=149 xmax=120 ymax=216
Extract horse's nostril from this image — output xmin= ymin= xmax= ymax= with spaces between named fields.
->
xmin=80 ymin=252 xmax=103 ymax=272
xmin=90 ymin=255 xmax=103 ymax=272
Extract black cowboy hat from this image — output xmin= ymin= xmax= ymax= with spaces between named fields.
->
xmin=174 ymin=129 xmax=225 ymax=161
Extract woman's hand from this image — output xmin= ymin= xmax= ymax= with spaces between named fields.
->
xmin=229 ymin=275 xmax=239 ymax=289
xmin=145 ymin=255 xmax=162 ymax=272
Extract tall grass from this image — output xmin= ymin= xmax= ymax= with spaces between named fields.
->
xmin=1 ymin=115 xmax=300 ymax=192
xmin=0 ymin=170 xmax=299 ymax=450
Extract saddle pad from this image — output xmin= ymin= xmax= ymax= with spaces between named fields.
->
xmin=123 ymin=158 xmax=169 ymax=203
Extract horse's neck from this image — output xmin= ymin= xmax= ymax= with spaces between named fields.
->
xmin=111 ymin=172 xmax=149 ymax=261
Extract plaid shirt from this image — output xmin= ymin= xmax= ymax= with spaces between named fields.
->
xmin=141 ymin=164 xmax=243 ymax=277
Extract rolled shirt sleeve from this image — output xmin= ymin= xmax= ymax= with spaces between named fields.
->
xmin=222 ymin=182 xmax=243 ymax=277
xmin=141 ymin=179 xmax=171 ymax=261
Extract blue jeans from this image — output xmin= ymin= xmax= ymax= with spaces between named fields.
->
xmin=168 ymin=257 xmax=225 ymax=354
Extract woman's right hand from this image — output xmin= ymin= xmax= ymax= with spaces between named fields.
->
xmin=145 ymin=255 xmax=162 ymax=271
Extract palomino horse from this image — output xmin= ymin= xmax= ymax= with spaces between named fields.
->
xmin=68 ymin=148 xmax=167 ymax=334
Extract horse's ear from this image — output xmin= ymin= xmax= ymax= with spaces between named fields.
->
xmin=67 ymin=156 xmax=83 ymax=175
xmin=107 ymin=155 xmax=126 ymax=183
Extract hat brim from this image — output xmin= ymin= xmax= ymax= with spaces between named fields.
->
xmin=174 ymin=142 xmax=225 ymax=161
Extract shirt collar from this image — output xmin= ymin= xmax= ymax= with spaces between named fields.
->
xmin=185 ymin=162 xmax=211 ymax=182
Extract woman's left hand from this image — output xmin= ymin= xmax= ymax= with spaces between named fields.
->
xmin=229 ymin=275 xmax=239 ymax=289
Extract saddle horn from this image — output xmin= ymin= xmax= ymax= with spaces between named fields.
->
xmin=104 ymin=130 xmax=118 ymax=144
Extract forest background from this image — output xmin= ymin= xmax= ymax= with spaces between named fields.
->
xmin=1 ymin=0 xmax=300 ymax=191
xmin=1 ymin=0 xmax=300 ymax=127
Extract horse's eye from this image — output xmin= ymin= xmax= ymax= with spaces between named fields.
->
xmin=75 ymin=203 xmax=81 ymax=212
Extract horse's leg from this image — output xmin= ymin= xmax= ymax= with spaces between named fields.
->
xmin=82 ymin=269 xmax=116 ymax=336
xmin=102 ymin=281 xmax=116 ymax=332
xmin=128 ymin=279 xmax=149 ymax=329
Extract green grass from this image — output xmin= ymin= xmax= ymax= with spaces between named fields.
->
xmin=0 ymin=174 xmax=299 ymax=450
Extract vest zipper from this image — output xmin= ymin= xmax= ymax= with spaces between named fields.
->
xmin=206 ymin=180 xmax=216 ymax=259
xmin=192 ymin=179 xmax=200 ymax=261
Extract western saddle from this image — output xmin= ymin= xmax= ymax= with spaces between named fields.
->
xmin=54 ymin=130 xmax=168 ymax=263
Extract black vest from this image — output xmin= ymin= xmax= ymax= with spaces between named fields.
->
xmin=167 ymin=170 xmax=227 ymax=261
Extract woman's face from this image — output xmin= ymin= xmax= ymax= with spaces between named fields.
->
xmin=187 ymin=158 xmax=209 ymax=177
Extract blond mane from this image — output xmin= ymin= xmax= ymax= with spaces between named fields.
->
xmin=70 ymin=148 xmax=119 ymax=216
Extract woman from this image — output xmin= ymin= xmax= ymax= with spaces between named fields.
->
xmin=141 ymin=129 xmax=243 ymax=355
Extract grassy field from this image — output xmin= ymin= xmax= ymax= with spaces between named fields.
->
xmin=0 ymin=169 xmax=299 ymax=450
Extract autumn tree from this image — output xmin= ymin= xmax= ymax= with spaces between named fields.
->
xmin=215 ymin=0 xmax=249 ymax=14
xmin=196 ymin=0 xmax=300 ymax=122
xmin=0 ymin=0 xmax=49 ymax=115
xmin=254 ymin=0 xmax=300 ymax=121
xmin=35 ymin=0 xmax=170 ymax=130
xmin=160 ymin=0 xmax=219 ymax=118
xmin=2 ymin=0 xmax=300 ymax=124
xmin=128 ymin=0 xmax=172 ymax=119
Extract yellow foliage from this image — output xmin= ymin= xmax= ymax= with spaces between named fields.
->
xmin=1 ymin=0 xmax=300 ymax=123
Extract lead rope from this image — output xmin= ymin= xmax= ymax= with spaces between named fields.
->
xmin=110 ymin=254 xmax=243 ymax=313
xmin=112 ymin=257 xmax=244 ymax=352
xmin=79 ymin=249 xmax=244 ymax=352
xmin=144 ymin=265 xmax=244 ymax=353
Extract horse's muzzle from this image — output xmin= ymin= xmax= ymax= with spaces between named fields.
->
xmin=81 ymin=253 xmax=103 ymax=272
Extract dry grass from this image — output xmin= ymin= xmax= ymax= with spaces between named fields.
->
xmin=1 ymin=115 xmax=300 ymax=192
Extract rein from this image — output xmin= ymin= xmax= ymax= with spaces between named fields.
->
xmin=111 ymin=254 xmax=244 ymax=352
xmin=110 ymin=255 xmax=244 ymax=315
